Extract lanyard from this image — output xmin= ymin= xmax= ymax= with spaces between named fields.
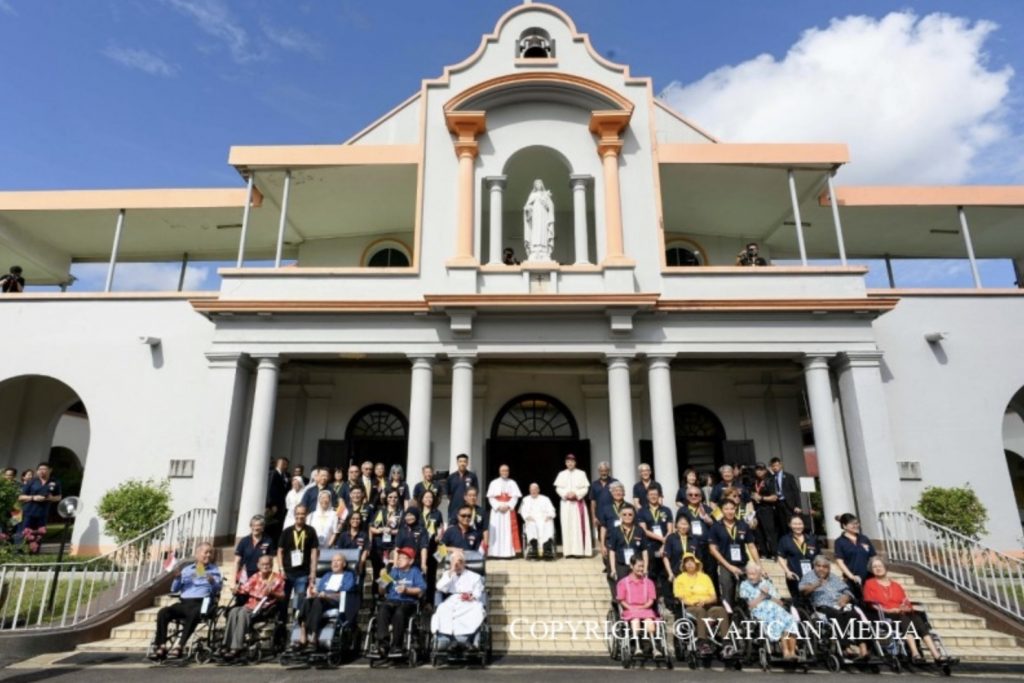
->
xmin=794 ymin=535 xmax=808 ymax=556
xmin=293 ymin=528 xmax=306 ymax=550
xmin=679 ymin=534 xmax=688 ymax=553
xmin=623 ymin=526 xmax=635 ymax=545
xmin=725 ymin=522 xmax=738 ymax=541
xmin=649 ymin=505 xmax=661 ymax=521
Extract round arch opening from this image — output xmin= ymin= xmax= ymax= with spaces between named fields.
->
xmin=486 ymin=393 xmax=588 ymax=502
xmin=1003 ymin=387 xmax=1024 ymax=535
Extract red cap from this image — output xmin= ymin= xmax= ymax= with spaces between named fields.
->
xmin=397 ymin=546 xmax=416 ymax=560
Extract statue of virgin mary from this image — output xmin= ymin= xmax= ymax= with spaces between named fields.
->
xmin=522 ymin=179 xmax=555 ymax=262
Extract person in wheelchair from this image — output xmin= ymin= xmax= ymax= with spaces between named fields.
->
xmin=738 ymin=562 xmax=800 ymax=660
xmin=863 ymin=557 xmax=948 ymax=665
xmin=672 ymin=553 xmax=729 ymax=655
xmin=150 ymin=542 xmax=222 ymax=661
xmin=220 ymin=554 xmax=284 ymax=660
xmin=373 ymin=546 xmax=426 ymax=656
xmin=430 ymin=549 xmax=485 ymax=653
xmin=616 ymin=555 xmax=663 ymax=658
xmin=519 ymin=483 xmax=556 ymax=560
xmin=292 ymin=552 xmax=359 ymax=653
xmin=800 ymin=555 xmax=869 ymax=659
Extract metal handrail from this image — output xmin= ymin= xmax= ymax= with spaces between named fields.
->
xmin=0 ymin=507 xmax=216 ymax=631
xmin=878 ymin=510 xmax=1024 ymax=622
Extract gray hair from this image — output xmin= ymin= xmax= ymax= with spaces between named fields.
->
xmin=250 ymin=515 xmax=265 ymax=525
xmin=638 ymin=463 xmax=651 ymax=472
xmin=389 ymin=464 xmax=405 ymax=481
xmin=598 ymin=461 xmax=611 ymax=470
xmin=719 ymin=464 xmax=733 ymax=474
xmin=609 ymin=482 xmax=625 ymax=493
xmin=812 ymin=555 xmax=831 ymax=568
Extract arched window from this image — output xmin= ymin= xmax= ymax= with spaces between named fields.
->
xmin=665 ymin=238 xmax=705 ymax=267
xmin=491 ymin=393 xmax=578 ymax=439
xmin=674 ymin=403 xmax=726 ymax=472
xmin=345 ymin=404 xmax=408 ymax=440
xmin=518 ymin=27 xmax=553 ymax=59
xmin=366 ymin=248 xmax=409 ymax=268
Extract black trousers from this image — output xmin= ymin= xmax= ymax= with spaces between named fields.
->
xmin=376 ymin=600 xmax=416 ymax=650
xmin=155 ymin=598 xmax=210 ymax=648
xmin=300 ymin=596 xmax=338 ymax=634
xmin=818 ymin=606 xmax=864 ymax=648
xmin=754 ymin=505 xmax=777 ymax=557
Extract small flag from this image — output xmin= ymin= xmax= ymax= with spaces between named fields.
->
xmin=163 ymin=549 xmax=177 ymax=572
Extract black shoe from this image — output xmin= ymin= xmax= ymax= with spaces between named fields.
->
xmin=527 ymin=540 xmax=538 ymax=559
xmin=542 ymin=541 xmax=554 ymax=559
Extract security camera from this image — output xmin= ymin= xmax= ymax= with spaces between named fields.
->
xmin=138 ymin=336 xmax=162 ymax=346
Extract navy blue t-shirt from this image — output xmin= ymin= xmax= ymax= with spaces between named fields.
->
xmin=441 ymin=525 xmax=482 ymax=551
xmin=632 ymin=480 xmax=663 ymax=503
xmin=708 ymin=519 xmax=755 ymax=566
xmin=605 ymin=525 xmax=648 ymax=566
xmin=234 ymin=534 xmax=276 ymax=575
xmin=777 ymin=533 xmax=818 ymax=580
xmin=834 ymin=533 xmax=876 ymax=582
xmin=636 ymin=504 xmax=673 ymax=550
xmin=589 ymin=478 xmax=619 ymax=510
xmin=20 ymin=477 xmax=61 ymax=520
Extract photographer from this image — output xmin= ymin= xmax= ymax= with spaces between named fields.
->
xmin=736 ymin=243 xmax=768 ymax=267
xmin=0 ymin=265 xmax=24 ymax=293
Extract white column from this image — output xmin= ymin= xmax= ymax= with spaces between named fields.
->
xmin=647 ymin=355 xmax=679 ymax=496
xmin=449 ymin=355 xmax=476 ymax=471
xmin=957 ymin=206 xmax=983 ymax=289
xmin=570 ymin=174 xmax=591 ymax=265
xmin=406 ymin=355 xmax=435 ymax=479
xmin=606 ymin=355 xmax=638 ymax=495
xmin=787 ymin=169 xmax=808 ymax=265
xmin=236 ymin=173 xmax=255 ymax=268
xmin=486 ymin=176 xmax=506 ymax=265
xmin=835 ymin=351 xmax=903 ymax=539
xmin=206 ymin=353 xmax=253 ymax=538
xmin=104 ymin=209 xmax=125 ymax=293
xmin=235 ymin=355 xmax=281 ymax=538
xmin=274 ymin=170 xmax=292 ymax=268
xmin=826 ymin=172 xmax=847 ymax=266
xmin=803 ymin=355 xmax=856 ymax=539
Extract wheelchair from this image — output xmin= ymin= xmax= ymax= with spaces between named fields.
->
xmin=870 ymin=604 xmax=959 ymax=676
xmin=146 ymin=594 xmax=225 ymax=666
xmin=732 ymin=597 xmax=813 ymax=673
xmin=429 ymin=550 xmax=492 ymax=667
xmin=669 ymin=598 xmax=743 ymax=670
xmin=279 ymin=548 xmax=364 ymax=668
xmin=363 ymin=573 xmax=429 ymax=667
xmin=520 ymin=521 xmax=557 ymax=561
xmin=606 ymin=601 xmax=674 ymax=670
xmin=211 ymin=602 xmax=287 ymax=665
xmin=798 ymin=601 xmax=889 ymax=673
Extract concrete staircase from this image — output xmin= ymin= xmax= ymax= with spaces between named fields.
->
xmin=75 ymin=548 xmax=1024 ymax=664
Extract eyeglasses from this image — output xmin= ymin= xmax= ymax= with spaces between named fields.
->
xmin=458 ymin=514 xmax=472 ymax=519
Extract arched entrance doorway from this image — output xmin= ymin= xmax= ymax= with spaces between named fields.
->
xmin=0 ymin=375 xmax=89 ymax=526
xmin=639 ymin=403 xmax=727 ymax=481
xmin=1003 ymin=386 xmax=1024 ymax=536
xmin=485 ymin=393 xmax=589 ymax=502
xmin=316 ymin=404 xmax=409 ymax=473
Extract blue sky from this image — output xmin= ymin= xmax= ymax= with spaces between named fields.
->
xmin=1 ymin=0 xmax=1021 ymax=289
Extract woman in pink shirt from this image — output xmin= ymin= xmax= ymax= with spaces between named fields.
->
xmin=615 ymin=555 xmax=662 ymax=657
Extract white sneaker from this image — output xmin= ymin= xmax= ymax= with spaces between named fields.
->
xmin=652 ymin=647 xmax=663 ymax=658
xmin=634 ymin=647 xmax=643 ymax=657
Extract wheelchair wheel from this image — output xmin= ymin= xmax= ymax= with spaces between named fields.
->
xmin=758 ymin=647 xmax=769 ymax=672
xmin=687 ymin=651 xmax=698 ymax=670
xmin=826 ymin=653 xmax=842 ymax=673
xmin=621 ymin=645 xmax=632 ymax=669
xmin=941 ymin=664 xmax=952 ymax=676
xmin=408 ymin=646 xmax=418 ymax=668
xmin=889 ymin=658 xmax=902 ymax=674
xmin=248 ymin=642 xmax=262 ymax=664
xmin=605 ymin=610 xmax=617 ymax=658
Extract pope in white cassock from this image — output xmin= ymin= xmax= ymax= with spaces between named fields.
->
xmin=518 ymin=482 xmax=556 ymax=560
xmin=486 ymin=465 xmax=522 ymax=558
xmin=430 ymin=549 xmax=486 ymax=647
xmin=553 ymin=453 xmax=592 ymax=557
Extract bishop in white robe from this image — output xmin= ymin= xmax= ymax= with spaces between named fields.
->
xmin=486 ymin=465 xmax=522 ymax=558
xmin=553 ymin=453 xmax=592 ymax=557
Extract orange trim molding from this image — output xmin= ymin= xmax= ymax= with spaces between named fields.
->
xmin=0 ymin=188 xmax=250 ymax=212
xmin=656 ymin=298 xmax=898 ymax=313
xmin=426 ymin=293 xmax=659 ymax=311
xmin=445 ymin=72 xmax=635 ymax=113
xmin=867 ymin=288 xmax=1024 ymax=297
xmin=229 ymin=144 xmax=419 ymax=170
xmin=657 ymin=143 xmax=849 ymax=167
xmin=191 ymin=299 xmax=430 ymax=315
xmin=821 ymin=186 xmax=1024 ymax=207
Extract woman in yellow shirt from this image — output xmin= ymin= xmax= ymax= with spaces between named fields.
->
xmin=673 ymin=554 xmax=730 ymax=654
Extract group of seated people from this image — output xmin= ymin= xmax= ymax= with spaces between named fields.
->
xmin=602 ymin=495 xmax=950 ymax=666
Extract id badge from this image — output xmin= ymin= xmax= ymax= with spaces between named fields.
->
xmin=652 ymin=524 xmax=663 ymax=537
xmin=383 ymin=532 xmax=392 ymax=543
xmin=613 ymin=520 xmax=622 ymax=528
xmin=692 ymin=521 xmax=703 ymax=536
xmin=200 ymin=596 xmax=210 ymax=615
xmin=729 ymin=544 xmax=742 ymax=562
xmin=622 ymin=549 xmax=634 ymax=565
xmin=800 ymin=560 xmax=813 ymax=576
xmin=290 ymin=550 xmax=303 ymax=567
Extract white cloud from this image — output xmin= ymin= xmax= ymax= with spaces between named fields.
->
xmin=70 ymin=262 xmax=213 ymax=292
xmin=165 ymin=0 xmax=262 ymax=64
xmin=102 ymin=46 xmax=178 ymax=77
xmin=660 ymin=12 xmax=1015 ymax=184
xmin=260 ymin=21 xmax=323 ymax=58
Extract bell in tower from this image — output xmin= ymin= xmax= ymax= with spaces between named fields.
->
xmin=518 ymin=28 xmax=553 ymax=59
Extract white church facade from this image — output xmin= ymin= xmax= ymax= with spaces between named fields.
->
xmin=1 ymin=3 xmax=1023 ymax=552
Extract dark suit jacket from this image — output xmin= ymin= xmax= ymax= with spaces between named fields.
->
xmin=266 ymin=468 xmax=289 ymax=511
xmin=775 ymin=471 xmax=801 ymax=511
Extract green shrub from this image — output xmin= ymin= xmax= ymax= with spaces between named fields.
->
xmin=913 ymin=483 xmax=988 ymax=540
xmin=97 ymin=478 xmax=173 ymax=546
xmin=0 ymin=477 xmax=18 ymax=535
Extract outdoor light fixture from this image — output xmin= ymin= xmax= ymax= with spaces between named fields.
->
xmin=138 ymin=336 xmax=162 ymax=346
xmin=924 ymin=332 xmax=947 ymax=344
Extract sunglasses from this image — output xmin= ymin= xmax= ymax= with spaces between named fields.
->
xmin=458 ymin=513 xmax=472 ymax=519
